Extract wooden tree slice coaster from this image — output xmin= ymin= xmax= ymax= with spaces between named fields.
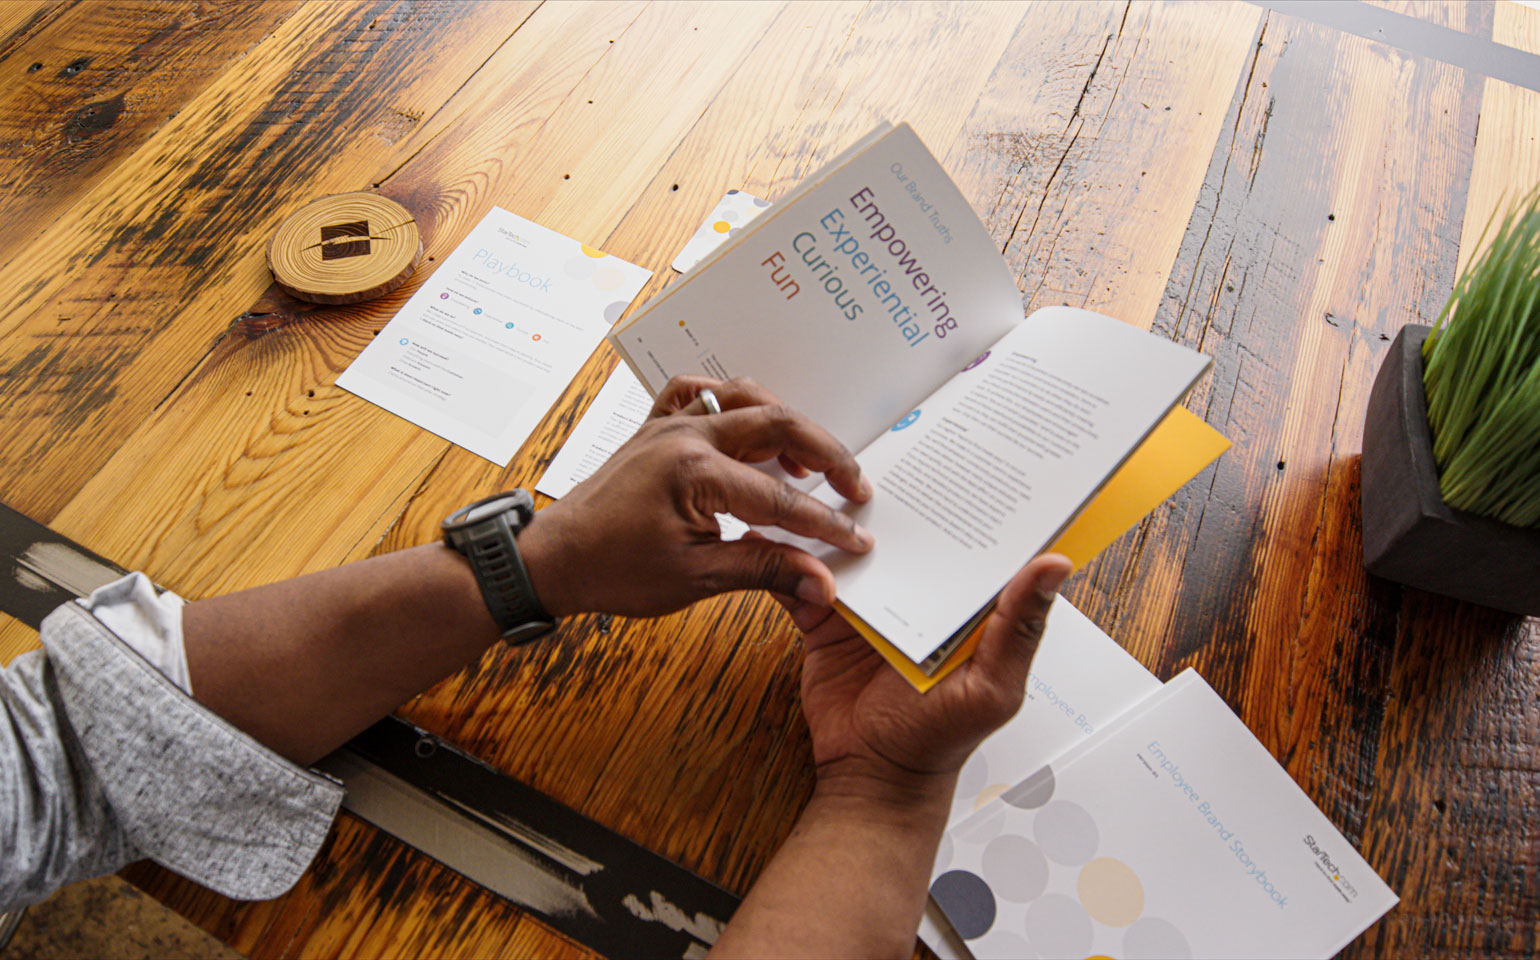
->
xmin=267 ymin=192 xmax=421 ymax=304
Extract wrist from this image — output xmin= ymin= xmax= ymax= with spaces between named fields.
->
xmin=514 ymin=507 xmax=584 ymax=619
xmin=813 ymin=755 xmax=958 ymax=821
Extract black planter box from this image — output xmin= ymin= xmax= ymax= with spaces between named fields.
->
xmin=1361 ymin=324 xmax=1540 ymax=616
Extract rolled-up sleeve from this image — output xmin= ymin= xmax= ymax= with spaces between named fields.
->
xmin=1 ymin=579 xmax=344 ymax=910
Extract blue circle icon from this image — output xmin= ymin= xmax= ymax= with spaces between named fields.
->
xmin=505 ymin=322 xmax=515 ymax=329
xmin=398 ymin=338 xmax=409 ymax=346
xmin=473 ymin=307 xmax=483 ymax=315
xmin=892 ymin=409 xmax=921 ymax=431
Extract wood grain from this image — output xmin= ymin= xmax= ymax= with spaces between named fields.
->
xmin=0 ymin=0 xmax=535 ymax=525
xmin=0 ymin=2 xmax=302 ymax=268
xmin=1 ymin=1 xmax=1534 ymax=957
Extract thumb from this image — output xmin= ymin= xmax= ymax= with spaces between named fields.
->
xmin=704 ymin=538 xmax=838 ymax=607
xmin=971 ymin=553 xmax=1073 ymax=690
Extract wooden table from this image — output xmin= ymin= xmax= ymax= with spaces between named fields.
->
xmin=1 ymin=1 xmax=1535 ymax=956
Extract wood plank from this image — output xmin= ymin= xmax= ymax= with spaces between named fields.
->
xmin=0 ymin=0 xmax=535 ymax=524
xmin=1053 ymin=8 xmax=1538 ymax=958
xmin=1352 ymin=5 xmax=1540 ymax=957
xmin=0 ymin=1 xmax=62 ymax=49
xmin=44 ymin=0 xmax=776 ymax=600
xmin=0 ymin=1 xmax=302 ymax=267
xmin=1455 ymin=0 xmax=1540 ymax=275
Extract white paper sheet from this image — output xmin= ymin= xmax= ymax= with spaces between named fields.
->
xmin=339 ymin=207 xmax=651 ymax=465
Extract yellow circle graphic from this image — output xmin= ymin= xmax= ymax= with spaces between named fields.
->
xmin=972 ymin=784 xmax=1010 ymax=811
xmin=580 ymin=243 xmax=607 ymax=258
xmin=1077 ymin=857 xmax=1144 ymax=927
xmin=712 ymin=220 xmax=731 ymax=233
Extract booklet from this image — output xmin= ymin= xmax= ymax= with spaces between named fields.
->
xmin=610 ymin=122 xmax=1217 ymax=674
xmin=930 ymin=670 xmax=1398 ymax=959
xmin=340 ymin=207 xmax=651 ymax=465
xmin=917 ymin=600 xmax=1162 ymax=960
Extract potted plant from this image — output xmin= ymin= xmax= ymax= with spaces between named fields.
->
xmin=1361 ymin=185 xmax=1540 ymax=616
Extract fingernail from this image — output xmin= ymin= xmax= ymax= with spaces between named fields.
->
xmin=797 ymin=577 xmax=831 ymax=605
xmin=859 ymin=474 xmax=874 ymax=499
xmin=853 ymin=523 xmax=875 ymax=549
xmin=1038 ymin=566 xmax=1071 ymax=598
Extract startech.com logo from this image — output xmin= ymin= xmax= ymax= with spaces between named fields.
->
xmin=1303 ymin=835 xmax=1359 ymax=902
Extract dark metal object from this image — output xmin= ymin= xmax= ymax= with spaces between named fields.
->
xmin=0 ymin=907 xmax=23 ymax=950
xmin=1360 ymin=324 xmax=1540 ymax=616
xmin=0 ymin=502 xmax=739 ymax=958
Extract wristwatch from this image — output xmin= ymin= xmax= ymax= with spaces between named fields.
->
xmin=441 ymin=490 xmax=556 ymax=644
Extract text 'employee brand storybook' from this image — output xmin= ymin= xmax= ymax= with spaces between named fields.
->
xmin=610 ymin=122 xmax=1228 ymax=689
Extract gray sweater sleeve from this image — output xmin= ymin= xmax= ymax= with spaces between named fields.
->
xmin=1 ymin=601 xmax=344 ymax=910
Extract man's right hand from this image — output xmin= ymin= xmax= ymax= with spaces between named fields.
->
xmin=517 ymin=375 xmax=874 ymax=618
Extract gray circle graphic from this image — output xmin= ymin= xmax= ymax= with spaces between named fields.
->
xmin=982 ymin=834 xmax=1049 ymax=903
xmin=1003 ymin=765 xmax=1056 ymax=809
xmin=978 ymin=931 xmax=1034 ymax=958
xmin=958 ymin=751 xmax=990 ymax=797
xmin=1024 ymin=893 xmax=1092 ymax=958
xmin=1125 ymin=917 xmax=1193 ymax=959
xmin=602 ymin=300 xmax=630 ymax=324
xmin=929 ymin=870 xmax=996 ymax=940
xmin=1033 ymin=800 xmax=1099 ymax=865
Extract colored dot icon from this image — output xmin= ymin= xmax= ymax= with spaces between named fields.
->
xmin=892 ymin=409 xmax=921 ymax=431
xmin=439 ymin=292 xmax=449 ymax=300
xmin=712 ymin=220 xmax=731 ymax=233
xmin=531 ymin=333 xmax=542 ymax=341
xmin=505 ymin=322 xmax=515 ymax=329
xmin=473 ymin=307 xmax=482 ymax=315
xmin=398 ymin=338 xmax=409 ymax=346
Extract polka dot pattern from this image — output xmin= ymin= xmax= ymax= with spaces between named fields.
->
xmin=930 ymin=871 xmax=996 ymax=940
xmin=1034 ymin=801 xmax=1099 ymax=865
xmin=930 ymin=763 xmax=1192 ymax=956
xmin=983 ymin=835 xmax=1048 ymax=903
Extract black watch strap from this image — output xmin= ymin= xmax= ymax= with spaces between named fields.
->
xmin=442 ymin=490 xmax=555 ymax=645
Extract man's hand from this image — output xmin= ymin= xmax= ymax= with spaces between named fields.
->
xmin=710 ymin=555 xmax=1073 ymax=959
xmin=783 ymin=553 xmax=1073 ymax=796
xmin=518 ymin=375 xmax=875 ymax=618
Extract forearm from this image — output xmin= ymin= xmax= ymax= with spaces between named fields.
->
xmin=182 ymin=543 xmax=502 ymax=765
xmin=711 ymin=768 xmax=955 ymax=959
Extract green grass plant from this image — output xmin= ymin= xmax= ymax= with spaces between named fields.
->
xmin=1422 ymin=183 xmax=1540 ymax=527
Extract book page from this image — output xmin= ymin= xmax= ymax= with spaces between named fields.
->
xmin=610 ymin=123 xmax=1024 ymax=456
xmin=775 ymin=307 xmax=1210 ymax=664
xmin=932 ymin=670 xmax=1398 ymax=959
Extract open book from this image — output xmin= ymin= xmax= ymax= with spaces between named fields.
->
xmin=610 ymin=122 xmax=1225 ymax=688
